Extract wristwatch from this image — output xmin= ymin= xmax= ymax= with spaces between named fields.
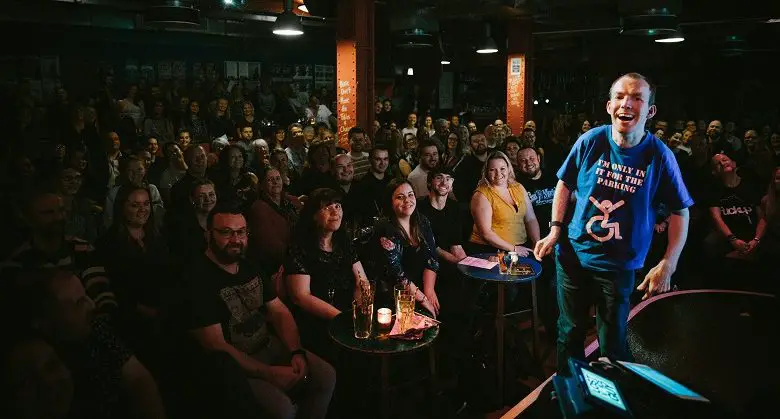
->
xmin=549 ymin=221 xmax=564 ymax=229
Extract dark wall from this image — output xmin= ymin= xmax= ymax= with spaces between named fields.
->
xmin=0 ymin=21 xmax=335 ymax=96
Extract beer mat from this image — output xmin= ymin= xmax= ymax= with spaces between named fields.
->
xmin=509 ymin=263 xmax=535 ymax=276
xmin=389 ymin=313 xmax=439 ymax=340
xmin=458 ymin=256 xmax=498 ymax=270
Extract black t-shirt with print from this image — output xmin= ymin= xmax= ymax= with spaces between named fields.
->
xmin=416 ymin=196 xmax=462 ymax=250
xmin=181 ymin=254 xmax=277 ymax=354
xmin=518 ymin=171 xmax=558 ymax=237
xmin=706 ymin=179 xmax=764 ymax=240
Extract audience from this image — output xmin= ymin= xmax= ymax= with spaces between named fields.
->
xmin=3 ymin=72 xmax=779 ymax=419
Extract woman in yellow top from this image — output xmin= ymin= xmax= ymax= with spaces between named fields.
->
xmin=469 ymin=151 xmax=541 ymax=256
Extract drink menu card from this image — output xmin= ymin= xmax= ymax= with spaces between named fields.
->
xmin=458 ymin=256 xmax=498 ymax=270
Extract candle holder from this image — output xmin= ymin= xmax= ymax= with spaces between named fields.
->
xmin=377 ymin=308 xmax=393 ymax=332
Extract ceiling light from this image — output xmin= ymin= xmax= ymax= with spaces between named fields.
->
xmin=297 ymin=4 xmax=308 ymax=13
xmin=766 ymin=18 xmax=780 ymax=23
xmin=533 ymin=100 xmax=539 ymax=105
xmin=545 ymin=98 xmax=550 ymax=104
xmin=407 ymin=67 xmax=414 ymax=76
xmin=440 ymin=59 xmax=451 ymax=65
xmin=655 ymin=29 xmax=685 ymax=43
xmin=621 ymin=9 xmax=679 ymax=37
xmin=476 ymin=23 xmax=499 ymax=54
xmin=273 ymin=0 xmax=303 ymax=36
xmin=223 ymin=0 xmax=235 ymax=5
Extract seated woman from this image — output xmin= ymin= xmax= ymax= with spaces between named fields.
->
xmin=469 ymin=151 xmax=540 ymax=257
xmin=211 ymin=145 xmax=258 ymax=211
xmin=95 ymin=185 xmax=172 ymax=349
xmin=285 ymin=188 xmax=368 ymax=356
xmin=373 ymin=178 xmax=439 ymax=316
xmin=103 ymin=156 xmax=164 ymax=230
xmin=248 ymin=168 xmax=301 ymax=287
xmin=294 ymin=141 xmax=335 ymax=196
xmin=166 ymin=179 xmax=217 ymax=264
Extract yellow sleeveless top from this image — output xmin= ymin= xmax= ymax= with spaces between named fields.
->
xmin=470 ymin=182 xmax=529 ymax=246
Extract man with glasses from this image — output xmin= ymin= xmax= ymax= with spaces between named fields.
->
xmin=180 ymin=204 xmax=336 ymax=419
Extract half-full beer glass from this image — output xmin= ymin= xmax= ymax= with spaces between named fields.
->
xmin=353 ymin=299 xmax=373 ymax=339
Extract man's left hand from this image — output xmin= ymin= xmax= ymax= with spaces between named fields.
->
xmin=291 ymin=353 xmax=308 ymax=377
xmin=636 ymin=259 xmax=675 ymax=301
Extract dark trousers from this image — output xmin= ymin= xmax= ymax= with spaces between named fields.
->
xmin=556 ymin=258 xmax=635 ymax=376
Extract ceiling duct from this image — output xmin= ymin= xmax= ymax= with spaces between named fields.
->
xmin=390 ymin=6 xmax=439 ymax=49
xmin=619 ymin=0 xmax=681 ymax=36
xmin=146 ymin=1 xmax=201 ymax=26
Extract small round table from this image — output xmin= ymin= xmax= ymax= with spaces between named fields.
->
xmin=456 ymin=253 xmax=542 ymax=406
xmin=329 ymin=310 xmax=439 ymax=418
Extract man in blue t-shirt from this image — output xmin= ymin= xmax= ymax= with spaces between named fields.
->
xmin=533 ymin=73 xmax=693 ymax=376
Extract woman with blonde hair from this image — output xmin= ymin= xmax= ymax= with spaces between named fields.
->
xmin=469 ymin=151 xmax=540 ymax=256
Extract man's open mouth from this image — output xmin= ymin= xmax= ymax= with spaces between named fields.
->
xmin=617 ymin=113 xmax=635 ymax=122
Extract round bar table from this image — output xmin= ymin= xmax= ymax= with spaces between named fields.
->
xmin=329 ymin=310 xmax=439 ymax=418
xmin=456 ymin=253 xmax=542 ymax=406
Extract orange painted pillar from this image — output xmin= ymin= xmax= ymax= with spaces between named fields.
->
xmin=337 ymin=0 xmax=375 ymax=148
xmin=506 ymin=20 xmax=534 ymax=132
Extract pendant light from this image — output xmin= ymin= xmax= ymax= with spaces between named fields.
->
xmin=274 ymin=0 xmax=304 ymax=36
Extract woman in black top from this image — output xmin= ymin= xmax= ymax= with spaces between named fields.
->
xmin=166 ymin=179 xmax=217 ymax=265
xmin=95 ymin=185 xmax=171 ymax=349
xmin=285 ymin=188 xmax=369 ymax=356
xmin=373 ymin=178 xmax=439 ymax=316
xmin=211 ymin=145 xmax=258 ymax=211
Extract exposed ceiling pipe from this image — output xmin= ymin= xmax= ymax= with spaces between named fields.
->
xmin=533 ymin=16 xmax=772 ymax=35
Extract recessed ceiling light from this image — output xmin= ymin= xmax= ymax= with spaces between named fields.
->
xmin=298 ymin=5 xmax=308 ymax=13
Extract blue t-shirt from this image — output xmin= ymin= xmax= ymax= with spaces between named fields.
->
xmin=556 ymin=125 xmax=694 ymax=271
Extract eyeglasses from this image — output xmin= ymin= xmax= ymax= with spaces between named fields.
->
xmin=213 ymin=228 xmax=248 ymax=239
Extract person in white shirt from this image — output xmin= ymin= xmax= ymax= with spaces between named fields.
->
xmin=401 ymin=113 xmax=418 ymax=139
xmin=348 ymin=127 xmax=371 ymax=180
xmin=305 ymin=94 xmax=335 ymax=129
xmin=408 ymin=140 xmax=440 ymax=197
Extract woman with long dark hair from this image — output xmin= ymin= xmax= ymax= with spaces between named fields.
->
xmin=103 ymin=156 xmax=164 ymax=230
xmin=95 ymin=185 xmax=171 ymax=345
xmin=212 ymin=144 xmax=258 ymax=210
xmin=285 ymin=188 xmax=368 ymax=356
xmin=178 ymin=99 xmax=209 ymax=143
xmin=373 ymin=178 xmax=439 ymax=315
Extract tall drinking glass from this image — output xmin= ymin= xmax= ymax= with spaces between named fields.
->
xmin=396 ymin=294 xmax=415 ymax=333
xmin=394 ymin=283 xmax=412 ymax=316
xmin=352 ymin=299 xmax=374 ymax=339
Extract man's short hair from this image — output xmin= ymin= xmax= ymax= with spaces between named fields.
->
xmin=206 ymin=202 xmax=245 ymax=230
xmin=236 ymin=121 xmax=253 ymax=132
xmin=183 ymin=144 xmax=203 ymax=163
xmin=418 ymin=139 xmax=438 ymax=155
xmin=522 ymin=127 xmax=535 ymax=135
xmin=609 ymin=72 xmax=656 ymax=106
xmin=426 ymin=167 xmax=455 ymax=188
xmin=369 ymin=145 xmax=390 ymax=158
xmin=177 ymin=128 xmax=191 ymax=137
xmin=517 ymin=145 xmax=541 ymax=158
xmin=331 ymin=153 xmax=352 ymax=167
xmin=348 ymin=126 xmax=365 ymax=140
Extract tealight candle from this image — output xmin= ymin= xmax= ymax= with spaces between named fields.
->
xmin=377 ymin=308 xmax=392 ymax=327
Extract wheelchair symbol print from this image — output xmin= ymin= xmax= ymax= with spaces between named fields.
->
xmin=586 ymin=197 xmax=625 ymax=242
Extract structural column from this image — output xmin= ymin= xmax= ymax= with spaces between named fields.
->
xmin=506 ymin=20 xmax=534 ymax=131
xmin=337 ymin=0 xmax=375 ymax=148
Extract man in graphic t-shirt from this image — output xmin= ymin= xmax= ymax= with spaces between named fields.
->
xmin=517 ymin=146 xmax=559 ymax=340
xmin=181 ymin=205 xmax=336 ymax=418
xmin=534 ymin=73 xmax=693 ymax=376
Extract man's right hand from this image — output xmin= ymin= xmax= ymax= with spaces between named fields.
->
xmin=534 ymin=230 xmax=560 ymax=261
xmin=266 ymin=366 xmax=302 ymax=391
